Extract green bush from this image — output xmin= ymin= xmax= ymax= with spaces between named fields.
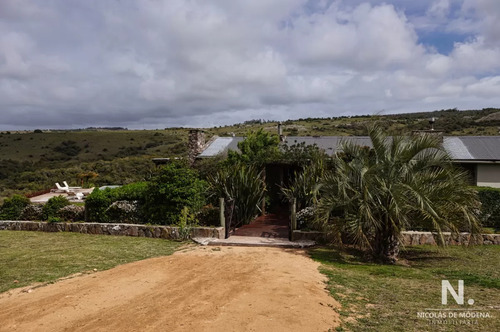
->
xmin=476 ymin=187 xmax=500 ymax=229
xmin=47 ymin=216 xmax=62 ymax=223
xmin=198 ymin=204 xmax=220 ymax=227
xmin=85 ymin=182 xmax=147 ymax=223
xmin=176 ymin=206 xmax=197 ymax=240
xmin=106 ymin=201 xmax=140 ymax=223
xmin=42 ymin=196 xmax=70 ymax=220
xmin=85 ymin=188 xmax=115 ymax=222
xmin=53 ymin=140 xmax=81 ymax=157
xmin=143 ymin=162 xmax=207 ymax=225
xmin=0 ymin=194 xmax=31 ymax=220
xmin=58 ymin=205 xmax=85 ymax=222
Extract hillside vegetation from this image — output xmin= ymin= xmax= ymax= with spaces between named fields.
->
xmin=0 ymin=129 xmax=189 ymax=201
xmin=1 ymin=108 xmax=499 ymax=201
xmin=209 ymin=107 xmax=500 ymax=137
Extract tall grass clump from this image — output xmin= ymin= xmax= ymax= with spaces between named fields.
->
xmin=208 ymin=163 xmax=264 ymax=226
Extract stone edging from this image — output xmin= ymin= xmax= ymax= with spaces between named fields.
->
xmin=291 ymin=230 xmax=500 ymax=245
xmin=1 ymin=221 xmax=499 ymax=245
xmin=401 ymin=231 xmax=500 ymax=245
xmin=0 ymin=221 xmax=224 ymax=240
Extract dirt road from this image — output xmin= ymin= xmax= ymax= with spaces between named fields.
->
xmin=0 ymin=246 xmax=339 ymax=332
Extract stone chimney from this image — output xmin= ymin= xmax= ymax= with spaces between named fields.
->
xmin=188 ymin=129 xmax=206 ymax=163
xmin=278 ymin=122 xmax=285 ymax=142
xmin=411 ymin=129 xmax=444 ymax=143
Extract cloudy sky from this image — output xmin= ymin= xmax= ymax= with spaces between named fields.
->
xmin=1 ymin=0 xmax=500 ymax=130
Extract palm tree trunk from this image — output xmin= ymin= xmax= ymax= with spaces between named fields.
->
xmin=374 ymin=219 xmax=400 ymax=264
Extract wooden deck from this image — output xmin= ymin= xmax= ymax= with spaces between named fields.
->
xmin=232 ymin=212 xmax=289 ymax=238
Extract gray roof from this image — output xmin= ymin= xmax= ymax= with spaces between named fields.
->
xmin=198 ymin=136 xmax=374 ymax=158
xmin=198 ymin=137 xmax=244 ymax=157
xmin=443 ymin=136 xmax=500 ymax=161
xmin=199 ymin=135 xmax=500 ymax=161
xmin=282 ymin=136 xmax=372 ymax=156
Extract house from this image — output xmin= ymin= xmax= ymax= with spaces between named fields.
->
xmin=189 ymin=129 xmax=500 ymax=189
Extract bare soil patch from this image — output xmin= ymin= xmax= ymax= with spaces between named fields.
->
xmin=0 ymin=246 xmax=339 ymax=332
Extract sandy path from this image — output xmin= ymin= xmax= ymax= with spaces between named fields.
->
xmin=0 ymin=246 xmax=339 ymax=332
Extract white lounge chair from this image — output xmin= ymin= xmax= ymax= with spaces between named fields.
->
xmin=63 ymin=181 xmax=82 ymax=190
xmin=55 ymin=182 xmax=70 ymax=193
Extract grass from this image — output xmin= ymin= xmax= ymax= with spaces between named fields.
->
xmin=0 ymin=129 xmax=187 ymax=162
xmin=0 ymin=231 xmax=181 ymax=293
xmin=482 ymin=227 xmax=500 ymax=234
xmin=311 ymin=245 xmax=500 ymax=332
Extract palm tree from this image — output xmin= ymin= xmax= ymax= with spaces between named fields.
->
xmin=317 ymin=126 xmax=481 ymax=264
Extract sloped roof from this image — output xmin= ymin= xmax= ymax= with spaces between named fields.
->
xmin=198 ymin=137 xmax=244 ymax=157
xmin=198 ymin=135 xmax=500 ymax=161
xmin=443 ymin=136 xmax=500 ymax=161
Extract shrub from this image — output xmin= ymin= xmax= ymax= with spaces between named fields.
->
xmin=48 ymin=216 xmax=62 ymax=223
xmin=58 ymin=205 xmax=85 ymax=222
xmin=296 ymin=206 xmax=316 ymax=229
xmin=197 ymin=204 xmax=220 ymax=227
xmin=143 ymin=162 xmax=207 ymax=225
xmin=85 ymin=188 xmax=115 ymax=222
xmin=20 ymin=204 xmax=43 ymax=220
xmin=53 ymin=140 xmax=81 ymax=157
xmin=114 ymin=182 xmax=148 ymax=201
xmin=106 ymin=201 xmax=140 ymax=223
xmin=281 ymin=160 xmax=325 ymax=210
xmin=208 ymin=164 xmax=264 ymax=226
xmin=85 ymin=182 xmax=147 ymax=223
xmin=476 ymin=187 xmax=500 ymax=229
xmin=0 ymin=195 xmax=31 ymax=220
xmin=176 ymin=206 xmax=198 ymax=240
xmin=42 ymin=196 xmax=70 ymax=220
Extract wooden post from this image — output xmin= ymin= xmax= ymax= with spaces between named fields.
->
xmin=291 ymin=198 xmax=297 ymax=241
xmin=219 ymin=197 xmax=225 ymax=228
xmin=261 ymin=167 xmax=266 ymax=216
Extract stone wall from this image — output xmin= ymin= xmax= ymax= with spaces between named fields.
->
xmin=0 ymin=221 xmax=224 ymax=240
xmin=291 ymin=230 xmax=499 ymax=245
xmin=1 ymin=221 xmax=499 ymax=245
xmin=401 ymin=231 xmax=500 ymax=245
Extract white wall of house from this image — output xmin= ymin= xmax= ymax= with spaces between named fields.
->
xmin=476 ymin=164 xmax=500 ymax=188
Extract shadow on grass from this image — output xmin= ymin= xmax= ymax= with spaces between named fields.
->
xmin=400 ymin=247 xmax=456 ymax=264
xmin=308 ymin=246 xmax=369 ymax=266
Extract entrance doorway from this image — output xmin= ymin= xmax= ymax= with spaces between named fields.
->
xmin=232 ymin=208 xmax=289 ymax=238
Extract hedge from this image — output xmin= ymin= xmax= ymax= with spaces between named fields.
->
xmin=85 ymin=182 xmax=148 ymax=223
xmin=0 ymin=195 xmax=31 ymax=220
xmin=476 ymin=186 xmax=500 ymax=229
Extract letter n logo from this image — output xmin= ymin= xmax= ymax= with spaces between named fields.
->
xmin=442 ymin=280 xmax=464 ymax=305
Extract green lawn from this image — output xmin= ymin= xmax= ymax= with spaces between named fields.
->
xmin=311 ymin=245 xmax=500 ymax=332
xmin=0 ymin=231 xmax=181 ymax=293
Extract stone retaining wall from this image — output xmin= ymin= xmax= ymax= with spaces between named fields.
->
xmin=291 ymin=229 xmax=499 ymax=245
xmin=0 ymin=221 xmax=224 ymax=240
xmin=401 ymin=231 xmax=500 ymax=245
xmin=1 ymin=221 xmax=499 ymax=245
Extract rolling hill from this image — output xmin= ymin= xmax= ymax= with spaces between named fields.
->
xmin=1 ymin=108 xmax=499 ymax=201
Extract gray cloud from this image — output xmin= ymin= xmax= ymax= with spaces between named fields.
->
xmin=0 ymin=0 xmax=499 ymax=130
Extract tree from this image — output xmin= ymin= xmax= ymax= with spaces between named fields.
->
xmin=227 ymin=129 xmax=280 ymax=165
xmin=143 ymin=161 xmax=207 ymax=225
xmin=77 ymin=171 xmax=98 ymax=187
xmin=317 ymin=125 xmax=481 ymax=264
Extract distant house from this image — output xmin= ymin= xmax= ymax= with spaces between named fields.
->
xmin=189 ymin=128 xmax=500 ymax=189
